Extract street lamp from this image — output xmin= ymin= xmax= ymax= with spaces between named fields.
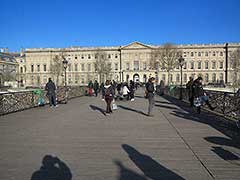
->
xmin=178 ymin=56 xmax=185 ymax=100
xmin=62 ymin=57 xmax=68 ymax=103
xmin=118 ymin=46 xmax=123 ymax=82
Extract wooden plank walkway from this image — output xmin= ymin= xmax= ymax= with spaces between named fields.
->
xmin=0 ymin=89 xmax=240 ymax=180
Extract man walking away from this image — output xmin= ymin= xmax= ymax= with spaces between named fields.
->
xmin=45 ymin=78 xmax=57 ymax=107
xmin=146 ymin=77 xmax=155 ymax=117
xmin=102 ymin=80 xmax=114 ymax=115
xmin=192 ymin=77 xmax=215 ymax=113
xmin=186 ymin=77 xmax=194 ymax=107
xmin=93 ymin=80 xmax=99 ymax=97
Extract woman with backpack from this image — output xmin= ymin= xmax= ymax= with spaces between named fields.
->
xmin=102 ymin=80 xmax=115 ymax=115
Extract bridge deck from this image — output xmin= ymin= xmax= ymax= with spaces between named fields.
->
xmin=0 ymin=90 xmax=240 ymax=180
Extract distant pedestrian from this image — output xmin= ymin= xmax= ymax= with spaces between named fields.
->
xmin=146 ymin=77 xmax=155 ymax=117
xmin=129 ymin=80 xmax=135 ymax=101
xmin=117 ymin=83 xmax=122 ymax=96
xmin=93 ymin=80 xmax=99 ymax=97
xmin=102 ymin=80 xmax=115 ymax=115
xmin=88 ymin=80 xmax=93 ymax=96
xmin=192 ymin=77 xmax=215 ymax=113
xmin=186 ymin=77 xmax=194 ymax=107
xmin=45 ymin=78 xmax=57 ymax=107
xmin=122 ymin=83 xmax=130 ymax=100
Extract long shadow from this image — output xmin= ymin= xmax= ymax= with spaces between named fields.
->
xmin=205 ymin=136 xmax=240 ymax=149
xmin=163 ymin=95 xmax=240 ymax=142
xmin=155 ymin=100 xmax=173 ymax=105
xmin=31 ymin=155 xmax=72 ymax=180
xmin=118 ymin=105 xmax=148 ymax=116
xmin=155 ymin=104 xmax=179 ymax=110
xmin=114 ymin=160 xmax=148 ymax=180
xmin=89 ymin=105 xmax=106 ymax=116
xmin=122 ymin=144 xmax=185 ymax=180
xmin=211 ymin=146 xmax=240 ymax=161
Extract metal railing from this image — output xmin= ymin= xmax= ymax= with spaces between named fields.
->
xmin=165 ymin=86 xmax=240 ymax=121
xmin=0 ymin=86 xmax=87 ymax=116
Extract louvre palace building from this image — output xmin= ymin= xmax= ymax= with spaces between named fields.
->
xmin=16 ymin=41 xmax=240 ymax=87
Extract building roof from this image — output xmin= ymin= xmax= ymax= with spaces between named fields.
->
xmin=0 ymin=52 xmax=17 ymax=64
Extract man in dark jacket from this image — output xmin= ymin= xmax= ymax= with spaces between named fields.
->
xmin=192 ymin=77 xmax=215 ymax=113
xmin=186 ymin=77 xmax=194 ymax=107
xmin=45 ymin=78 xmax=57 ymax=107
xmin=129 ymin=80 xmax=135 ymax=101
xmin=102 ymin=80 xmax=115 ymax=115
xmin=146 ymin=77 xmax=155 ymax=117
xmin=93 ymin=80 xmax=99 ymax=97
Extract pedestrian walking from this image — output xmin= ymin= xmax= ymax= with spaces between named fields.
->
xmin=192 ymin=77 xmax=215 ymax=113
xmin=186 ymin=77 xmax=194 ymax=107
xmin=122 ymin=83 xmax=130 ymax=100
xmin=102 ymin=80 xmax=115 ymax=115
xmin=93 ymin=80 xmax=99 ymax=97
xmin=146 ymin=77 xmax=155 ymax=117
xmin=45 ymin=78 xmax=57 ymax=107
xmin=88 ymin=80 xmax=94 ymax=96
xmin=129 ymin=80 xmax=135 ymax=101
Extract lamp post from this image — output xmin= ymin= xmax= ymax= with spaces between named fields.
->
xmin=62 ymin=57 xmax=68 ymax=103
xmin=178 ymin=56 xmax=185 ymax=100
xmin=118 ymin=46 xmax=123 ymax=82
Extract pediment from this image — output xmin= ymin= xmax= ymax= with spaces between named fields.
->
xmin=121 ymin=42 xmax=152 ymax=50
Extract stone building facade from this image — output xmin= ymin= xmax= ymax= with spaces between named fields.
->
xmin=22 ymin=42 xmax=240 ymax=87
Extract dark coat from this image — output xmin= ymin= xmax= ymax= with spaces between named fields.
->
xmin=93 ymin=82 xmax=99 ymax=91
xmin=186 ymin=79 xmax=194 ymax=98
xmin=192 ymin=80 xmax=204 ymax=97
xmin=102 ymin=85 xmax=114 ymax=98
xmin=146 ymin=82 xmax=155 ymax=94
xmin=45 ymin=81 xmax=56 ymax=95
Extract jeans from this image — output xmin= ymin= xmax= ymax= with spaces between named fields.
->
xmin=148 ymin=93 xmax=155 ymax=115
xmin=105 ymin=96 xmax=113 ymax=113
xmin=48 ymin=94 xmax=56 ymax=106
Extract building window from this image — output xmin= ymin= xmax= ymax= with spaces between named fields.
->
xmin=143 ymin=62 xmax=147 ymax=70
xmin=68 ymin=64 xmax=72 ymax=71
xmin=198 ymin=52 xmax=201 ymax=57
xmin=88 ymin=54 xmax=91 ymax=59
xmin=20 ymin=67 xmax=23 ymax=73
xmin=219 ymin=62 xmax=223 ymax=69
xmin=176 ymin=64 xmax=179 ymax=69
xmin=108 ymin=54 xmax=111 ymax=59
xmin=184 ymin=74 xmax=187 ymax=82
xmin=95 ymin=55 xmax=98 ymax=59
xmin=115 ymin=54 xmax=118 ymax=58
xmin=191 ymin=52 xmax=194 ymax=57
xmin=212 ymin=73 xmax=216 ymax=82
xmin=169 ymin=74 xmax=173 ymax=83
xmin=205 ymin=52 xmax=208 ymax=56
xmin=176 ymin=74 xmax=180 ymax=83
xmin=205 ymin=61 xmax=209 ymax=69
xmin=44 ymin=64 xmax=47 ymax=72
xmin=183 ymin=62 xmax=187 ymax=69
xmin=31 ymin=64 xmax=34 ymax=72
xmin=162 ymin=74 xmax=166 ymax=82
xmin=198 ymin=61 xmax=202 ymax=69
xmin=75 ymin=64 xmax=78 ymax=71
xmin=190 ymin=62 xmax=194 ymax=69
xmin=126 ymin=62 xmax=130 ymax=70
xmin=133 ymin=61 xmax=139 ymax=70
xmin=81 ymin=64 xmax=85 ymax=71
xmin=37 ymin=65 xmax=40 ymax=72
xmin=75 ymin=75 xmax=79 ymax=84
xmin=81 ymin=75 xmax=85 ymax=84
xmin=220 ymin=52 xmax=223 ymax=56
xmin=212 ymin=61 xmax=216 ymax=69
xmin=213 ymin=52 xmax=216 ymax=56
xmin=219 ymin=73 xmax=223 ymax=81
xmin=81 ymin=55 xmax=84 ymax=59
xmin=75 ymin=56 xmax=78 ymax=60
xmin=205 ymin=74 xmax=209 ymax=82
xmin=115 ymin=63 xmax=118 ymax=71
xmin=191 ymin=73 xmax=195 ymax=79
xmin=88 ymin=64 xmax=91 ymax=72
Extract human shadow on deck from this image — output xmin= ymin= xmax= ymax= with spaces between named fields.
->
xmin=89 ymin=105 xmax=106 ymax=116
xmin=121 ymin=144 xmax=185 ymax=180
xmin=31 ymin=155 xmax=72 ymax=180
xmin=118 ymin=105 xmax=148 ymax=116
xmin=211 ymin=146 xmax=240 ymax=161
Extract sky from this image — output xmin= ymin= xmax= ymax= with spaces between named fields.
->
xmin=1 ymin=0 xmax=240 ymax=52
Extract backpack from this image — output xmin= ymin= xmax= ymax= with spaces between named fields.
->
xmin=105 ymin=87 xmax=112 ymax=96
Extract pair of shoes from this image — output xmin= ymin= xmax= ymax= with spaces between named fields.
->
xmin=131 ymin=99 xmax=135 ymax=101
xmin=55 ymin=105 xmax=59 ymax=108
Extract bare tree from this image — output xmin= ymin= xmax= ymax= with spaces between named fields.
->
xmin=150 ymin=43 xmax=182 ymax=85
xmin=93 ymin=49 xmax=112 ymax=83
xmin=230 ymin=48 xmax=240 ymax=90
xmin=50 ymin=52 xmax=64 ymax=86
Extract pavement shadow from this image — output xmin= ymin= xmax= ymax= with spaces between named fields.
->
xmin=205 ymin=136 xmax=240 ymax=149
xmin=122 ymin=144 xmax=185 ymax=180
xmin=31 ymin=155 xmax=72 ymax=180
xmin=118 ymin=105 xmax=148 ymax=116
xmin=155 ymin=100 xmax=173 ymax=105
xmin=211 ymin=146 xmax=240 ymax=161
xmin=155 ymin=104 xmax=179 ymax=110
xmin=114 ymin=160 xmax=148 ymax=180
xmin=89 ymin=105 xmax=106 ymax=116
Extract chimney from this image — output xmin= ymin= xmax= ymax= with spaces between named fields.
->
xmin=5 ymin=48 xmax=8 ymax=53
xmin=20 ymin=48 xmax=24 ymax=56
